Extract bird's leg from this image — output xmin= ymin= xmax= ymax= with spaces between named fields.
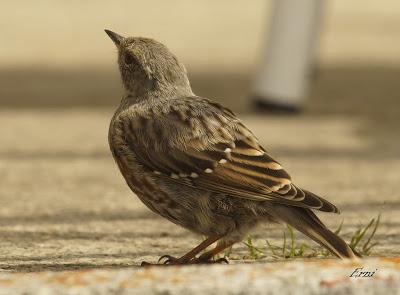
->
xmin=192 ymin=240 xmax=236 ymax=264
xmin=141 ymin=235 xmax=221 ymax=266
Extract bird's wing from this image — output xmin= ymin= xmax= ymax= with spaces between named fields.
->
xmin=119 ymin=97 xmax=339 ymax=213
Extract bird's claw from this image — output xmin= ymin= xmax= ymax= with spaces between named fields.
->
xmin=141 ymin=255 xmax=184 ymax=266
xmin=214 ymin=257 xmax=229 ymax=264
xmin=141 ymin=255 xmax=229 ymax=266
xmin=158 ymin=254 xmax=181 ymax=265
xmin=193 ymin=257 xmax=229 ymax=264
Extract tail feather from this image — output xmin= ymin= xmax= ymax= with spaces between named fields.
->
xmin=271 ymin=204 xmax=360 ymax=259
xmin=302 ymin=189 xmax=340 ymax=213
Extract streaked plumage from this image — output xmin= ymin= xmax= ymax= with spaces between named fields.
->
xmin=105 ymin=29 xmax=359 ymax=264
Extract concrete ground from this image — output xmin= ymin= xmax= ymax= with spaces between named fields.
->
xmin=0 ymin=90 xmax=399 ymax=272
xmin=1 ymin=61 xmax=400 ymax=295
xmin=1 ymin=259 xmax=399 ymax=294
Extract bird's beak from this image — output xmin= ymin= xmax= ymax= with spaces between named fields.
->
xmin=105 ymin=29 xmax=124 ymax=47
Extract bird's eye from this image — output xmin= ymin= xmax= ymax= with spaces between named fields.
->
xmin=125 ymin=54 xmax=135 ymax=65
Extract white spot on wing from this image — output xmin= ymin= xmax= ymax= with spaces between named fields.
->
xmin=153 ymin=171 xmax=161 ymax=175
xmin=271 ymin=183 xmax=286 ymax=191
xmin=269 ymin=162 xmax=283 ymax=170
xmin=219 ymin=159 xmax=227 ymax=164
xmin=190 ymin=172 xmax=199 ymax=178
xmin=204 ymin=168 xmax=213 ymax=173
xmin=170 ymin=173 xmax=179 ymax=179
xmin=224 ymin=148 xmax=231 ymax=153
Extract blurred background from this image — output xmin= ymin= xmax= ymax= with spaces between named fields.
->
xmin=0 ymin=0 xmax=399 ymax=271
xmin=1 ymin=0 xmax=400 ymax=112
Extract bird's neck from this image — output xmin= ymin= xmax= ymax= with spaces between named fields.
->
xmin=123 ymin=81 xmax=194 ymax=103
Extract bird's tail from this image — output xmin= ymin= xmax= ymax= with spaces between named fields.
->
xmin=271 ymin=204 xmax=360 ymax=259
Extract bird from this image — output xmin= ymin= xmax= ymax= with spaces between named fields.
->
xmin=105 ymin=29 xmax=359 ymax=265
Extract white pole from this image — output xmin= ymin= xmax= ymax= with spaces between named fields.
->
xmin=252 ymin=0 xmax=323 ymax=110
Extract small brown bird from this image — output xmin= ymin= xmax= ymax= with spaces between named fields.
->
xmin=105 ymin=29 xmax=359 ymax=265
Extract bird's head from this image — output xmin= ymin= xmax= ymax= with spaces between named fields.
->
xmin=105 ymin=29 xmax=192 ymax=98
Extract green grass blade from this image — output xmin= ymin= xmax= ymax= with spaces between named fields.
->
xmin=354 ymin=218 xmax=375 ymax=249
xmin=334 ymin=220 xmax=344 ymax=235
xmin=266 ymin=240 xmax=276 ymax=256
xmin=287 ymin=225 xmax=295 ymax=258
xmin=282 ymin=231 xmax=287 ymax=258
xmin=362 ymin=214 xmax=381 ymax=255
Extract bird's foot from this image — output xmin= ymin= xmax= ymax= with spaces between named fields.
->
xmin=158 ymin=254 xmax=186 ymax=265
xmin=191 ymin=256 xmax=229 ymax=264
xmin=140 ymin=255 xmax=188 ymax=266
xmin=140 ymin=255 xmax=229 ymax=266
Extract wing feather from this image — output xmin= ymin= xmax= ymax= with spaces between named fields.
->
xmin=120 ymin=96 xmax=339 ymax=213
